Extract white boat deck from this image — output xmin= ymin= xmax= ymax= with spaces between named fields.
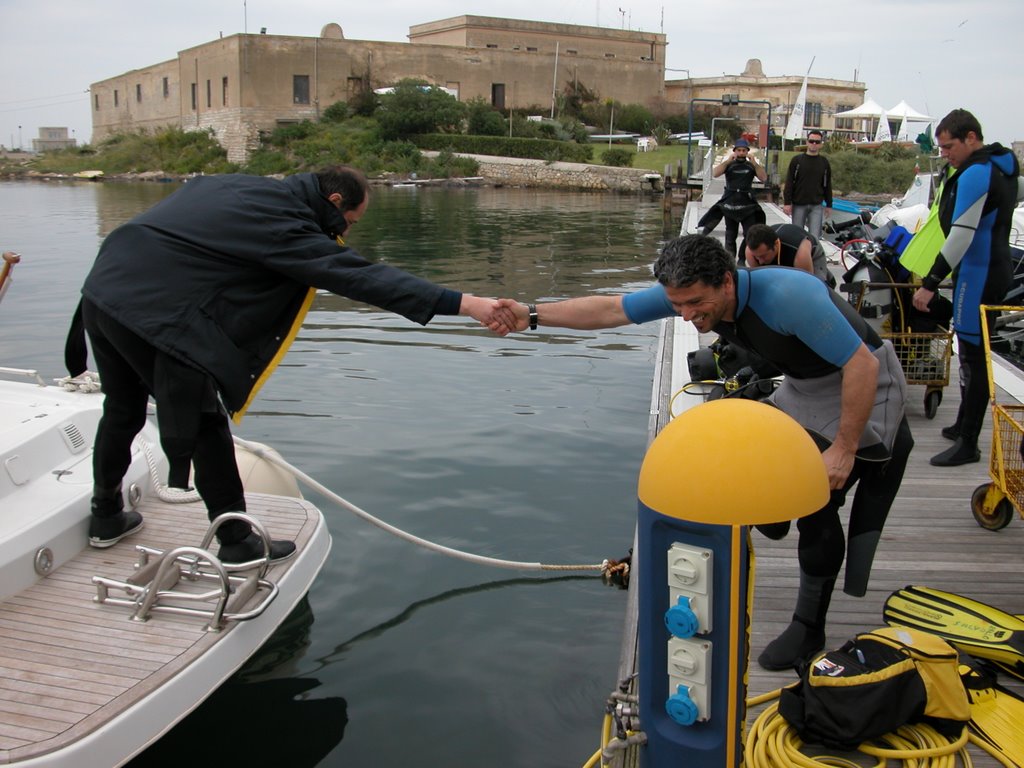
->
xmin=0 ymin=491 xmax=326 ymax=766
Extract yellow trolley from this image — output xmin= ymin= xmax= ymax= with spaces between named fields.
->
xmin=971 ymin=304 xmax=1024 ymax=530
xmin=852 ymin=281 xmax=954 ymax=419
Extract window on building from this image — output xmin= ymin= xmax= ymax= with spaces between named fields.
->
xmin=94 ymin=94 xmax=99 ymax=111
xmin=136 ymin=84 xmax=142 ymax=103
xmin=806 ymin=102 xmax=823 ymax=127
xmin=222 ymin=76 xmax=228 ymax=106
xmin=206 ymin=79 xmax=212 ymax=108
xmin=190 ymin=83 xmax=197 ymax=110
xmin=114 ymin=90 xmax=119 ymax=107
xmin=491 ymin=83 xmax=506 ymax=111
xmin=604 ymin=52 xmax=615 ymax=58
xmin=163 ymin=77 xmax=169 ymax=98
xmin=566 ymin=49 xmax=578 ymax=55
xmin=526 ymin=46 xmax=538 ymax=52
xmin=835 ymin=104 xmax=854 ymax=131
xmin=486 ymin=43 xmax=498 ymax=49
xmin=293 ymin=75 xmax=310 ymax=105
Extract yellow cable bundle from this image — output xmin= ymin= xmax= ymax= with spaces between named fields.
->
xmin=744 ymin=688 xmax=982 ymax=768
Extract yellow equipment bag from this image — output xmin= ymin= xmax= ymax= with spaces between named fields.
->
xmin=778 ymin=626 xmax=970 ymax=750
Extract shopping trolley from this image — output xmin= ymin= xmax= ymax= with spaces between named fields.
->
xmin=848 ymin=281 xmax=954 ymax=419
xmin=970 ymin=305 xmax=1024 ymax=530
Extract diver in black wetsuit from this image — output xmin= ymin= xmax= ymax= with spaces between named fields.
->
xmin=697 ymin=138 xmax=767 ymax=258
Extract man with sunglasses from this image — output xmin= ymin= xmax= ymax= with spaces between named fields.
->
xmin=72 ymin=165 xmax=506 ymax=563
xmin=783 ymin=129 xmax=833 ymax=241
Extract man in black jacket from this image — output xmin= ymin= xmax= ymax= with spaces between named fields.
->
xmin=77 ymin=166 xmax=505 ymax=563
xmin=783 ymin=130 xmax=833 ymax=241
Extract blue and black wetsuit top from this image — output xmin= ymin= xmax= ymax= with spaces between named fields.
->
xmin=922 ymin=143 xmax=1020 ymax=345
xmin=622 ymin=267 xmax=881 ymax=379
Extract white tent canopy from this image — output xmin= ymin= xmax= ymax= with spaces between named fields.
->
xmin=886 ymin=100 xmax=932 ymax=121
xmin=834 ymin=99 xmax=886 ymax=118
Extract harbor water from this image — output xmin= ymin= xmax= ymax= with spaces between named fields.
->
xmin=0 ymin=178 xmax=675 ymax=767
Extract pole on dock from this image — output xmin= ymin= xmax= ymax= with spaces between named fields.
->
xmin=635 ymin=399 xmax=828 ymax=767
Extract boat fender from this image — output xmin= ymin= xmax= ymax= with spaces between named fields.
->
xmin=235 ymin=441 xmax=302 ymax=498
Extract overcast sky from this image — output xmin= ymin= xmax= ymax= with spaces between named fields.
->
xmin=2 ymin=0 xmax=1021 ymax=150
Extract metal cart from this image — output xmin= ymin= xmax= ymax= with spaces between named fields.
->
xmin=850 ymin=281 xmax=954 ymax=419
xmin=970 ymin=305 xmax=1024 ymax=530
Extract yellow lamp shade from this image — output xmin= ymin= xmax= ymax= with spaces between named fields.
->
xmin=638 ymin=399 xmax=829 ymax=525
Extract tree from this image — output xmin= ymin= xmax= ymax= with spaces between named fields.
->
xmin=375 ymin=80 xmax=468 ymax=140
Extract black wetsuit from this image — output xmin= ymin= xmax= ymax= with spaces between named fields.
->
xmin=698 ymin=159 xmax=766 ymax=258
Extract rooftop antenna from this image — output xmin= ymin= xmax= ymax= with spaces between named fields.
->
xmin=244 ymin=0 xmax=247 ymax=34
xmin=618 ymin=7 xmax=626 ymax=29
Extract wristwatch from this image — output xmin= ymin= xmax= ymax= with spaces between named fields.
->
xmin=527 ymin=303 xmax=538 ymax=331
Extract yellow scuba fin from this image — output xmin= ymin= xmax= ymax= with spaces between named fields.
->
xmin=960 ymin=662 xmax=1024 ymax=766
xmin=883 ymin=585 xmax=1024 ymax=667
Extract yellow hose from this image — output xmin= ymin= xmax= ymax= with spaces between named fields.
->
xmin=743 ymin=688 xmax=980 ymax=768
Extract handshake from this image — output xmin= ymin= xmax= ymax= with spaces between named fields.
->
xmin=461 ymin=296 xmax=532 ymax=336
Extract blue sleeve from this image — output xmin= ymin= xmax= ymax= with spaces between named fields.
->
xmin=621 ymin=284 xmax=676 ymax=324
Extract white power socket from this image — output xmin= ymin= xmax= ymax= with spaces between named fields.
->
xmin=667 ymin=637 xmax=712 ymax=722
xmin=666 ymin=542 xmax=713 ymax=633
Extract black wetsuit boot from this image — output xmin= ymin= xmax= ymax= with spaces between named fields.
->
xmin=758 ymin=570 xmax=834 ymax=671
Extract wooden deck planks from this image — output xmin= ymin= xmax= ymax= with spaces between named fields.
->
xmin=0 ymin=491 xmax=319 ymax=764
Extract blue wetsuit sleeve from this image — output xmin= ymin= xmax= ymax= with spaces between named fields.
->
xmin=621 ymin=284 xmax=675 ymax=324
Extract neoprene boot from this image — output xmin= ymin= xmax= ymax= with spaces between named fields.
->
xmin=757 ymin=570 xmax=834 ymax=671
xmin=88 ymin=484 xmax=144 ymax=548
xmin=930 ymin=436 xmax=980 ymax=467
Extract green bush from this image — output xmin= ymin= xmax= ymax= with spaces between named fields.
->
xmin=777 ymin=146 xmax=923 ymax=196
xmin=423 ymin=149 xmax=480 ymax=178
xmin=600 ymin=148 xmax=635 ymax=167
xmin=30 ymin=127 xmax=236 ymax=175
xmin=321 ymin=101 xmax=349 ymax=123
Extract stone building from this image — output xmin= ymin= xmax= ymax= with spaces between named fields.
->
xmin=665 ymin=59 xmax=868 ymax=142
xmin=89 ymin=16 xmax=667 ymax=164
xmin=32 ymin=127 xmax=77 ymax=153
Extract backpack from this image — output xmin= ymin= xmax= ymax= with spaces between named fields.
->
xmin=777 ymin=626 xmax=970 ymax=750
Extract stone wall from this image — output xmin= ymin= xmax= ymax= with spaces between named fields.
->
xmin=444 ymin=152 xmax=661 ymax=192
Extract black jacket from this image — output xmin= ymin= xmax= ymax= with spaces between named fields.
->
xmin=81 ymin=173 xmax=462 ymax=415
xmin=784 ymin=153 xmax=833 ymax=207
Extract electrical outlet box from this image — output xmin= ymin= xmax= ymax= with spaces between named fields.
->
xmin=666 ymin=542 xmax=712 ymax=633
xmin=667 ymin=637 xmax=712 ymax=722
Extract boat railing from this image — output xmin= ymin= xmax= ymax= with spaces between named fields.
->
xmin=0 ymin=366 xmax=47 ymax=386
